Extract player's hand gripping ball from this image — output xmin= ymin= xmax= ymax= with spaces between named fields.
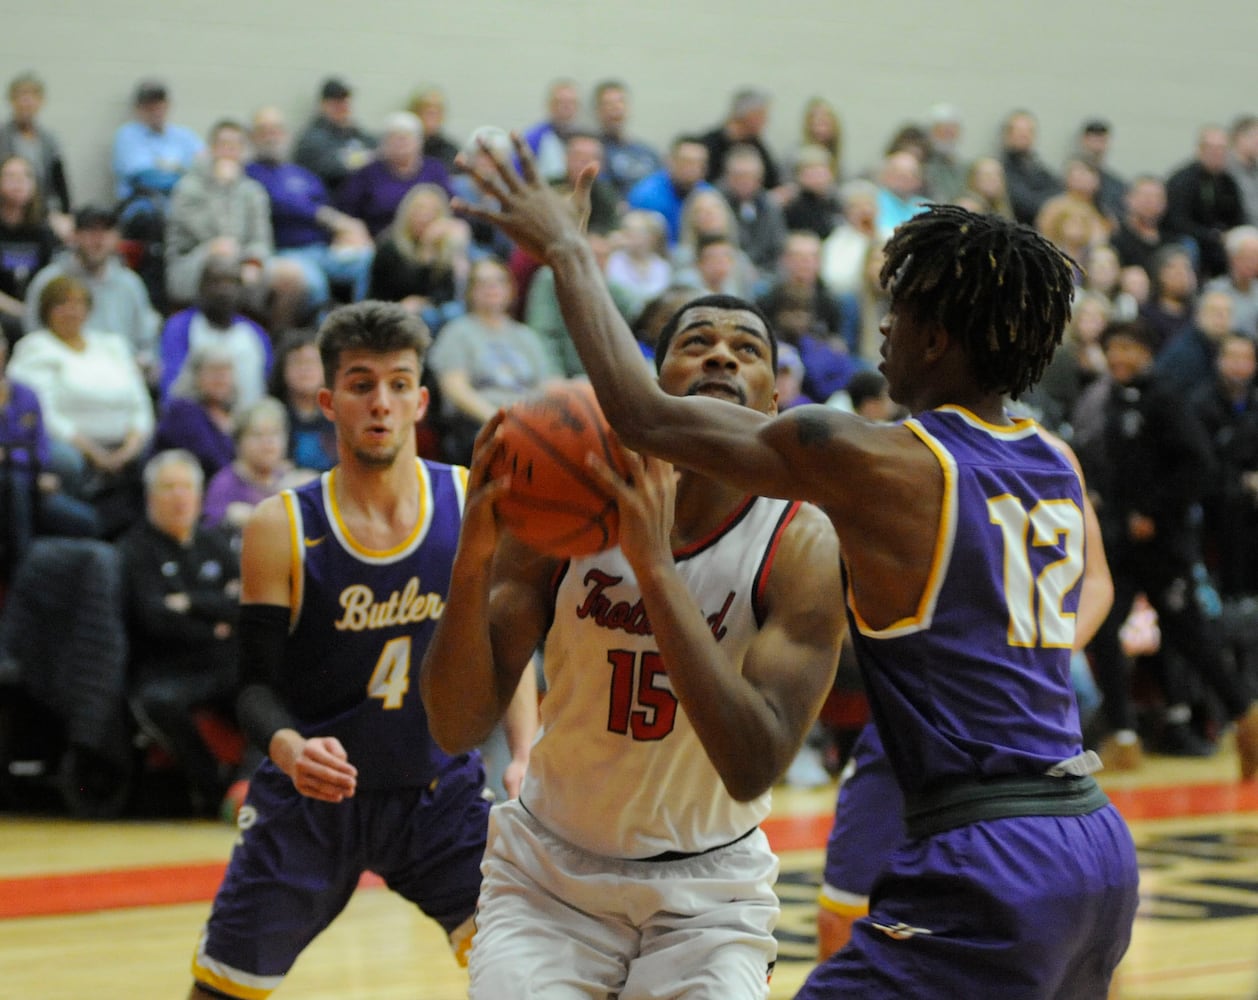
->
xmin=489 ymin=381 xmax=632 ymax=557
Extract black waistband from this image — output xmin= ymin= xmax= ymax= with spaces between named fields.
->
xmin=517 ymin=795 xmax=757 ymax=863
xmin=904 ymin=773 xmax=1110 ymax=840
xmin=639 ymin=826 xmax=757 ymax=863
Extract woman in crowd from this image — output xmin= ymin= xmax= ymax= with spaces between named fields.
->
xmin=426 ymin=256 xmax=557 ymax=465
xmin=1026 ymin=291 xmax=1113 ymax=434
xmin=671 ymin=188 xmax=757 ymax=296
xmin=0 ymin=154 xmax=59 ymax=350
xmin=367 ymin=182 xmax=469 ymax=333
xmin=790 ymin=96 xmax=844 ymax=178
xmin=8 ymin=275 xmax=152 ymax=535
xmin=153 ymin=341 xmax=238 ymax=480
xmin=202 ymin=396 xmax=310 ymax=533
xmin=955 ymin=156 xmax=1015 ymax=220
xmin=1139 ymin=244 xmax=1198 ymax=352
xmin=604 ymin=209 xmax=672 ymax=308
xmin=1081 ymin=243 xmax=1139 ymax=321
xmin=266 ymin=327 xmax=336 ymax=473
xmin=1037 ymin=197 xmax=1100 ymax=286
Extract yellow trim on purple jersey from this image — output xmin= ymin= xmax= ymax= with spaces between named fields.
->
xmin=934 ymin=403 xmax=1042 ymax=439
xmin=192 ymin=931 xmax=280 ymax=999
xmin=846 ymin=417 xmax=957 ymax=638
xmin=281 ymin=490 xmax=303 ymax=631
xmin=452 ymin=463 xmax=470 ymax=512
xmin=323 ymin=459 xmax=433 ymax=563
xmin=818 ymin=884 xmax=871 ymax=918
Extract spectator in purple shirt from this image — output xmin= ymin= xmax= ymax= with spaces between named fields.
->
xmin=201 ymin=396 xmax=312 ymax=535
xmin=153 ymin=340 xmax=238 ymax=480
xmin=0 ymin=334 xmax=100 ymax=570
xmin=247 ymin=107 xmax=374 ymax=314
xmin=334 ymin=112 xmax=452 ymax=238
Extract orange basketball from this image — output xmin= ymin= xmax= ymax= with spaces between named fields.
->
xmin=489 ymin=381 xmax=631 ymax=557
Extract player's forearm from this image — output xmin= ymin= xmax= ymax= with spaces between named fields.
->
xmin=1075 ymin=560 xmax=1114 ymax=652
xmin=419 ymin=556 xmax=511 ymax=752
xmin=634 ymin=559 xmax=785 ymax=801
xmin=267 ymin=728 xmax=306 ymax=777
xmin=546 ymin=239 xmax=668 ymax=451
xmin=501 ymin=660 xmax=538 ymax=765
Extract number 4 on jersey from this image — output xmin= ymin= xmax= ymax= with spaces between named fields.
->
xmin=367 ymin=636 xmax=411 ymax=709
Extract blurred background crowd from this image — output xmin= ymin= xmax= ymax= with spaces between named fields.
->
xmin=1 ymin=63 xmax=1256 ymax=818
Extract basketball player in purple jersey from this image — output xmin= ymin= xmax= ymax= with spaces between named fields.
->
xmin=421 ymin=293 xmax=847 ymax=998
xmin=815 ymin=434 xmax=1116 ymax=962
xmin=460 ymin=139 xmax=1158 ymax=996
xmin=186 ymin=302 xmax=536 ymax=1000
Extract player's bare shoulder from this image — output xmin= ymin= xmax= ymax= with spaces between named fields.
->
xmin=767 ymin=404 xmax=922 ymax=507
xmin=240 ymin=492 xmax=298 ymax=605
xmin=786 ymin=499 xmax=842 ymax=556
xmin=243 ymin=493 xmax=293 ymax=549
xmin=766 ymin=500 xmax=844 ymax=609
xmin=1035 ymin=423 xmax=1086 ymax=479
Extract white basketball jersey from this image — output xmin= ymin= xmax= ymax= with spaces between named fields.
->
xmin=522 ymin=495 xmax=802 ymax=858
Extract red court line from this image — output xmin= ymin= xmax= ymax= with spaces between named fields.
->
xmin=762 ymin=813 xmax=833 ymax=853
xmin=1104 ymin=780 xmax=1258 ymax=820
xmin=2 ymin=780 xmax=1254 ymax=920
xmin=0 ymin=864 xmax=383 ymax=919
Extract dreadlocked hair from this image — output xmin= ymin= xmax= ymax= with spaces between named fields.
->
xmin=878 ymin=204 xmax=1075 ymax=399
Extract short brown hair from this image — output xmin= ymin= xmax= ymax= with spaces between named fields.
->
xmin=38 ymin=275 xmax=92 ymax=328
xmin=8 ymin=71 xmax=44 ymax=100
xmin=316 ymin=301 xmax=431 ymax=387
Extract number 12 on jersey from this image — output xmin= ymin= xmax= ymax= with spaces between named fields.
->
xmin=987 ymin=495 xmax=1084 ymax=649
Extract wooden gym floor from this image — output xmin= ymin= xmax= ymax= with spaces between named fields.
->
xmin=2 ymin=741 xmax=1256 ymax=999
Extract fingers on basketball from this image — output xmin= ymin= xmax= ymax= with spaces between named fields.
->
xmin=488 ymin=382 xmax=632 ymax=557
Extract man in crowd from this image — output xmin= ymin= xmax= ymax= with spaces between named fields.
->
xmin=292 ymin=77 xmax=376 ymax=196
xmin=24 ymin=205 xmax=159 ymax=379
xmin=247 ymin=106 xmax=374 ymax=314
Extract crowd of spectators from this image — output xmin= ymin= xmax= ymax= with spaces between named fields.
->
xmin=1 ymin=66 xmax=1257 ymax=814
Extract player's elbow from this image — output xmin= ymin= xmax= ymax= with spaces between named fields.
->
xmin=719 ymin=762 xmax=778 ymax=803
xmin=724 ymin=776 xmax=774 ymax=803
xmin=597 ymin=386 xmax=673 ymax=455
xmin=425 ymin=712 xmax=487 ymax=756
xmin=420 ymin=685 xmax=491 ymax=755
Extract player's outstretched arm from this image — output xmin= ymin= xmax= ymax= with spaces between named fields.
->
xmin=456 ymin=132 xmax=884 ymax=511
xmin=420 ymin=416 xmax=553 ymax=753
xmin=590 ymin=452 xmax=846 ymax=800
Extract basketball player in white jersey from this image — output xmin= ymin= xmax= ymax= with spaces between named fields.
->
xmin=420 ymin=294 xmax=846 ymax=999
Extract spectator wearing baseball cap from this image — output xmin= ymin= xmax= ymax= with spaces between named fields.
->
xmin=320 ymin=77 xmax=352 ymax=101
xmin=293 ymin=76 xmax=376 ymax=195
xmin=111 ymin=78 xmax=204 ymax=203
xmin=1077 ymin=117 xmax=1127 ymax=222
xmin=23 ymin=204 xmax=160 ymax=374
